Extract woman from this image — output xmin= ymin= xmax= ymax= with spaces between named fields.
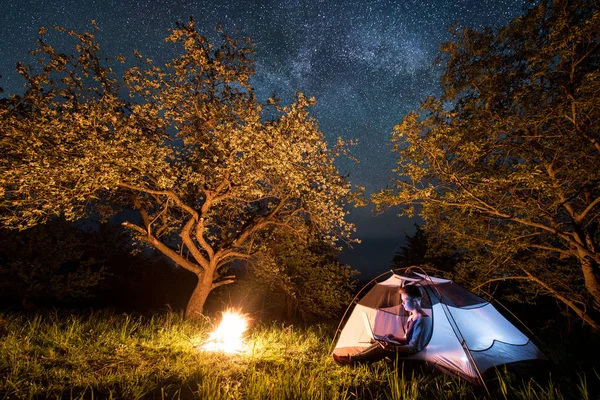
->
xmin=332 ymin=285 xmax=432 ymax=365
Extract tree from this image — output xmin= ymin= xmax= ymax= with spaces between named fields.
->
xmin=242 ymin=226 xmax=358 ymax=322
xmin=0 ymin=20 xmax=356 ymax=319
xmin=391 ymin=224 xmax=460 ymax=275
xmin=0 ymin=219 xmax=108 ymax=308
xmin=373 ymin=0 xmax=600 ymax=328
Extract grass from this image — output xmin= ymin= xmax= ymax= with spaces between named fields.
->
xmin=0 ymin=310 xmax=596 ymax=399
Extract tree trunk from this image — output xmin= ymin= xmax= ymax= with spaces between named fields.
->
xmin=185 ymin=273 xmax=213 ymax=320
xmin=286 ymin=298 xmax=295 ymax=321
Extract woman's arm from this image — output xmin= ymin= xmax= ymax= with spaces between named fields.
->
xmin=395 ymin=317 xmax=432 ymax=355
xmin=383 ymin=333 xmax=403 ymax=341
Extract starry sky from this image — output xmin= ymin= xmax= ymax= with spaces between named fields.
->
xmin=1 ymin=0 xmax=531 ymax=278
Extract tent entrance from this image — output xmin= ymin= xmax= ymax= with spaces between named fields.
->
xmin=331 ymin=267 xmax=547 ymax=391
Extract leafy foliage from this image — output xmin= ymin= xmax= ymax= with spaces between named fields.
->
xmin=391 ymin=224 xmax=460 ymax=276
xmin=229 ymin=227 xmax=358 ymax=322
xmin=0 ymin=20 xmax=357 ymax=318
xmin=0 ymin=220 xmax=108 ymax=307
xmin=373 ymin=0 xmax=600 ymax=328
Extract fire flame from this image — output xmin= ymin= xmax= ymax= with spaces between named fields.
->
xmin=200 ymin=308 xmax=250 ymax=354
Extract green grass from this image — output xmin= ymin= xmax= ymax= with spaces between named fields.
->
xmin=0 ymin=311 xmax=596 ymax=399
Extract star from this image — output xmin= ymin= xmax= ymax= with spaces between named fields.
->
xmin=0 ymin=0 xmax=531 ymax=275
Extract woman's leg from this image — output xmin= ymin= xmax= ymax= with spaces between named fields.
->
xmin=349 ymin=343 xmax=395 ymax=363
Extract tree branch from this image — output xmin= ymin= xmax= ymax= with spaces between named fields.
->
xmin=472 ymin=276 xmax=532 ymax=291
xmin=180 ymin=217 xmax=209 ymax=270
xmin=118 ymin=182 xmax=199 ymax=220
xmin=122 ymin=221 xmax=202 ymax=274
xmin=230 ymin=196 xmax=290 ymax=248
xmin=195 ymin=217 xmax=215 ymax=260
xmin=577 ymin=195 xmax=600 ymax=224
xmin=212 ymin=278 xmax=235 ymax=289
xmin=416 ymin=191 xmax=569 ymax=239
xmin=218 ymin=250 xmax=253 ymax=262
xmin=519 ymin=266 xmax=599 ymax=330
xmin=527 ymin=244 xmax=573 ymax=257
xmin=131 ymin=196 xmax=151 ymax=233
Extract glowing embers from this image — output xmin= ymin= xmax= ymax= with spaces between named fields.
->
xmin=200 ymin=308 xmax=251 ymax=354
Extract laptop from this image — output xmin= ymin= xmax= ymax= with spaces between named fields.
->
xmin=361 ymin=312 xmax=404 ymax=346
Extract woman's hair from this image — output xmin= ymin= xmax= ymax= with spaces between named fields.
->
xmin=399 ymin=285 xmax=422 ymax=299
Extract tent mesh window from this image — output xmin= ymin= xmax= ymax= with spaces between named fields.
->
xmin=429 ymin=282 xmax=488 ymax=308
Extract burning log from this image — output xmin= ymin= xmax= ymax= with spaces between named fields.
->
xmin=198 ymin=308 xmax=251 ymax=354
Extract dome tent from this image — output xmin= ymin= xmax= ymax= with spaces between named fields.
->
xmin=331 ymin=268 xmax=547 ymax=388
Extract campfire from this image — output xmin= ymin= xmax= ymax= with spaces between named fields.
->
xmin=199 ymin=308 xmax=251 ymax=354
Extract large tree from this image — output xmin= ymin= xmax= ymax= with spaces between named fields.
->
xmin=373 ymin=0 xmax=600 ymax=328
xmin=0 ymin=21 xmax=356 ymax=319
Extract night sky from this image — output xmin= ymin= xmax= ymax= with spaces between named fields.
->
xmin=1 ymin=0 xmax=531 ymax=278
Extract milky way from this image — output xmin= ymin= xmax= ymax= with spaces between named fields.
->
xmin=0 ymin=0 xmax=532 ymax=275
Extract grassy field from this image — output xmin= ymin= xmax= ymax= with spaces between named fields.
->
xmin=0 ymin=311 xmax=596 ymax=399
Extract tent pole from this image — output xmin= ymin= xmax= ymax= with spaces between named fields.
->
xmin=414 ymin=268 xmax=492 ymax=397
xmin=328 ymin=268 xmax=408 ymax=354
xmin=486 ymin=294 xmax=543 ymax=346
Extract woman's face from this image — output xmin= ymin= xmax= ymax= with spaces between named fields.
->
xmin=401 ymin=294 xmax=417 ymax=311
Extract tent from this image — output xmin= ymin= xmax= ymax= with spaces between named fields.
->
xmin=331 ymin=268 xmax=547 ymax=387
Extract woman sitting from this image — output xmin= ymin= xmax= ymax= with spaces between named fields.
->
xmin=333 ymin=285 xmax=432 ymax=365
